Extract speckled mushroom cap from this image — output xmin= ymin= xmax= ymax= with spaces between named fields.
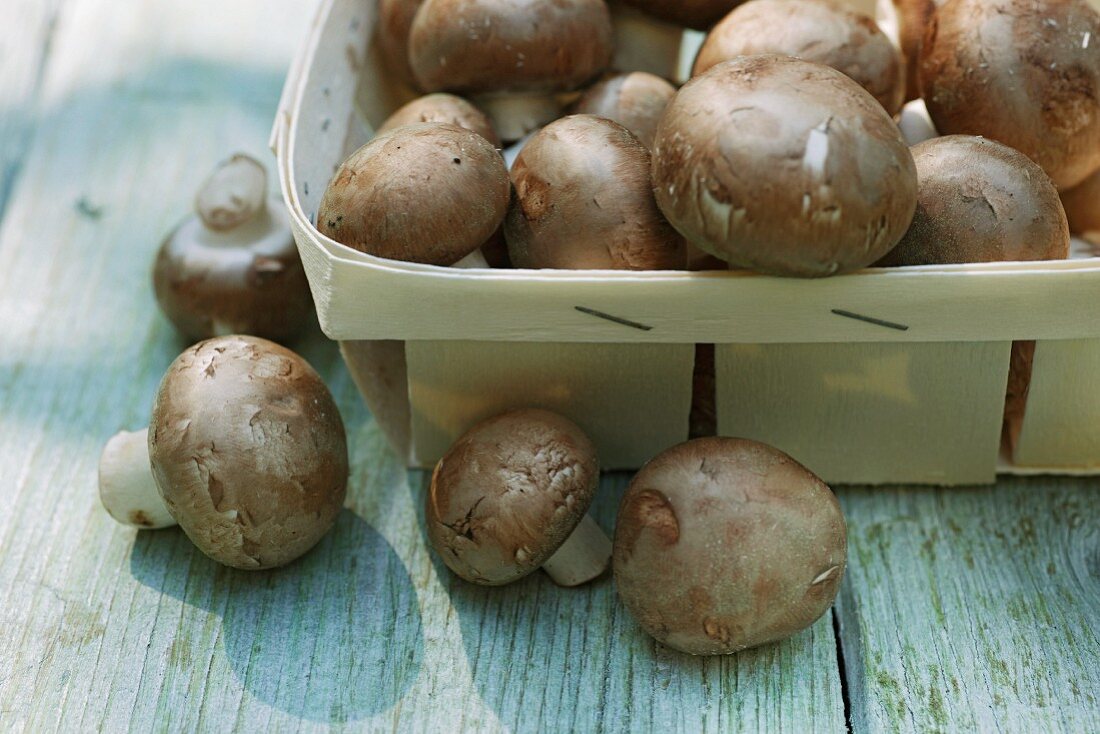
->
xmin=376 ymin=0 xmax=424 ymax=89
xmin=652 ymin=56 xmax=917 ymax=277
xmin=692 ymin=0 xmax=905 ymax=116
xmin=153 ymin=199 xmax=313 ymax=342
xmin=877 ymin=136 xmax=1070 ymax=266
xmin=613 ymin=437 xmax=847 ymax=656
xmin=919 ymin=0 xmax=1100 ymax=190
xmin=620 ymin=0 xmax=742 ymax=30
xmin=149 ymin=336 xmax=348 ymax=570
xmin=426 ymin=409 xmax=600 ymax=585
xmin=1061 ymin=168 xmax=1100 ymax=239
xmin=572 ymin=72 xmax=677 ymax=150
xmin=506 ymin=115 xmax=685 ymax=270
xmin=317 ymin=123 xmax=510 ymax=265
xmin=408 ymin=0 xmax=613 ymax=94
xmin=377 ymin=93 xmax=501 ymax=147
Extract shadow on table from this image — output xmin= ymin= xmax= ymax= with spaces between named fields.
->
xmin=129 ymin=508 xmax=423 ymax=724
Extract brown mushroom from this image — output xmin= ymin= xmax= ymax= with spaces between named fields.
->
xmin=426 ymin=409 xmax=611 ymax=587
xmin=377 ymin=93 xmax=501 ymax=147
xmin=692 ymin=0 xmax=905 ymax=116
xmin=376 ymin=0 xmax=424 ymax=90
xmin=1061 ymin=168 xmax=1100 ymax=244
xmin=317 ymin=123 xmax=510 ymax=265
xmin=619 ymin=0 xmax=742 ymax=30
xmin=573 ymin=72 xmax=677 ymax=150
xmin=608 ymin=1 xmax=686 ymax=82
xmin=613 ymin=437 xmax=847 ymax=655
xmin=506 ymin=115 xmax=685 ymax=270
xmin=152 ymin=154 xmax=313 ymax=342
xmin=919 ymin=0 xmax=1100 ymax=190
xmin=877 ymin=136 xmax=1071 ymax=266
xmin=652 ymin=55 xmax=917 ymax=277
xmin=408 ymin=0 xmax=614 ymax=141
xmin=98 ymin=336 xmax=348 ymax=570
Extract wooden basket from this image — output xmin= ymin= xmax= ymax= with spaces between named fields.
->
xmin=271 ymin=0 xmax=1100 ymax=485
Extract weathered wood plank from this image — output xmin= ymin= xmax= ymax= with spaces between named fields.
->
xmin=835 ymin=479 xmax=1100 ymax=733
xmin=0 ymin=0 xmax=64 ymax=218
xmin=0 ymin=0 xmax=845 ymax=731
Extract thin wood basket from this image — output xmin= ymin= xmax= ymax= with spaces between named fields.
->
xmin=272 ymin=0 xmax=1100 ymax=485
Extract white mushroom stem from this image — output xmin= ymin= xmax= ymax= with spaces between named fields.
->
xmin=875 ymin=0 xmax=901 ymax=46
xmin=610 ymin=2 xmax=686 ymax=82
xmin=195 ymin=154 xmax=268 ymax=232
xmin=452 ymin=249 xmax=490 ymax=268
xmin=897 ymin=99 xmax=939 ymax=146
xmin=542 ymin=514 xmax=612 ymax=587
xmin=98 ymin=429 xmax=175 ymax=529
xmin=475 ymin=93 xmax=563 ymax=143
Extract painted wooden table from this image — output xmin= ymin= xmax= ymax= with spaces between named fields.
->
xmin=0 ymin=1 xmax=1097 ymax=731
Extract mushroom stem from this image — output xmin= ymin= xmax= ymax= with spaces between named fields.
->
xmin=98 ymin=429 xmax=175 ymax=529
xmin=542 ymin=514 xmax=612 ymax=587
xmin=610 ymin=2 xmax=685 ymax=81
xmin=474 ymin=93 xmax=563 ymax=143
xmin=452 ymin=249 xmax=490 ymax=269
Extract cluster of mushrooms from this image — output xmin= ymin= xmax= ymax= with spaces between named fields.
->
xmin=427 ymin=409 xmax=847 ymax=655
xmin=317 ymin=0 xmax=1100 ymax=277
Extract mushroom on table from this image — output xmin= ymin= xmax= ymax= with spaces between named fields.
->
xmin=98 ymin=335 xmax=349 ymax=570
xmin=153 ymin=154 xmax=313 ymax=342
xmin=613 ymin=437 xmax=848 ymax=655
xmin=426 ymin=409 xmax=611 ymax=587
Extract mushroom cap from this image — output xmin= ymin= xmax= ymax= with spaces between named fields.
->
xmin=317 ymin=123 xmax=510 ymax=265
xmin=877 ymin=136 xmax=1070 ymax=266
xmin=152 ymin=198 xmax=314 ymax=342
xmin=919 ymin=0 xmax=1100 ymax=190
xmin=613 ymin=437 xmax=847 ymax=656
xmin=149 ymin=336 xmax=348 ymax=570
xmin=572 ymin=72 xmax=677 ymax=150
xmin=426 ymin=409 xmax=600 ymax=585
xmin=692 ymin=0 xmax=906 ymax=116
xmin=652 ymin=55 xmax=918 ymax=277
xmin=619 ymin=0 xmax=742 ymax=30
xmin=1061 ymin=167 xmax=1100 ymax=239
xmin=377 ymin=93 xmax=501 ymax=147
xmin=408 ymin=0 xmax=613 ymax=95
xmin=376 ymin=0 xmax=424 ymax=90
xmin=506 ymin=115 xmax=685 ymax=270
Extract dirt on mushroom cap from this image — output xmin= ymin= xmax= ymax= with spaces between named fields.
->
xmin=919 ymin=0 xmax=1100 ymax=190
xmin=652 ymin=55 xmax=917 ymax=277
xmin=613 ymin=437 xmax=847 ymax=656
xmin=317 ymin=123 xmax=510 ymax=265
xmin=426 ymin=409 xmax=599 ymax=585
xmin=148 ymin=336 xmax=348 ymax=570
xmin=506 ymin=115 xmax=685 ymax=270
xmin=692 ymin=0 xmax=906 ymax=116
xmin=877 ymin=135 xmax=1071 ymax=266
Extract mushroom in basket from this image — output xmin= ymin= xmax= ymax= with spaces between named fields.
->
xmin=572 ymin=72 xmax=676 ymax=151
xmin=426 ymin=409 xmax=611 ymax=587
xmin=408 ymin=0 xmax=614 ymax=142
xmin=153 ymin=154 xmax=314 ymax=342
xmin=98 ymin=336 xmax=348 ymax=570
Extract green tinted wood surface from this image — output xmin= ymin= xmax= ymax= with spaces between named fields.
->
xmin=0 ymin=0 xmax=1096 ymax=731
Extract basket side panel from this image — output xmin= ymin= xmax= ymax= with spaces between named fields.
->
xmin=405 ymin=341 xmax=694 ymax=469
xmin=340 ymin=339 xmax=410 ymax=460
xmin=716 ymin=341 xmax=1012 ymax=485
xmin=1012 ymin=339 xmax=1100 ymax=468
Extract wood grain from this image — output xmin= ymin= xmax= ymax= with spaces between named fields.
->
xmin=0 ymin=0 xmax=845 ymax=730
xmin=835 ymin=479 xmax=1100 ymax=733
